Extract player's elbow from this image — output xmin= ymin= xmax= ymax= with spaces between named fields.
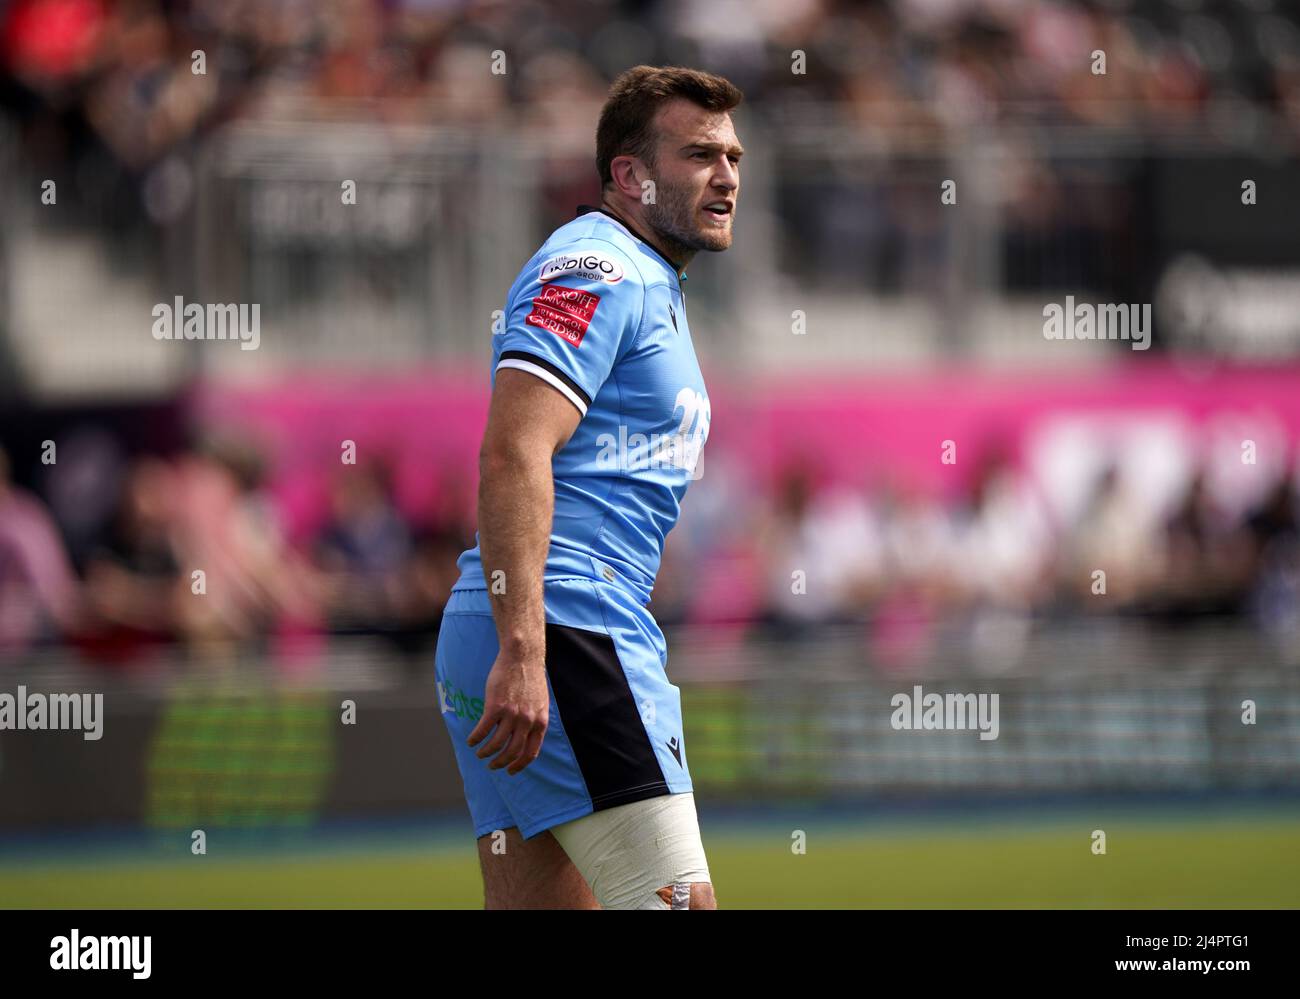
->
xmin=477 ymin=441 xmax=514 ymax=483
xmin=478 ymin=434 xmax=549 ymax=483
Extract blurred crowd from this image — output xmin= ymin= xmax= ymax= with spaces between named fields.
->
xmin=2 ymin=425 xmax=1297 ymax=670
xmin=4 ymin=0 xmax=1300 ymax=229
xmin=0 ymin=438 xmax=469 ymax=667
xmin=2 ymin=0 xmax=1299 ymax=670
xmin=651 ymin=437 xmax=1300 ymax=657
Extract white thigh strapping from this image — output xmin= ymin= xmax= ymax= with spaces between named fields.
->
xmin=550 ymin=792 xmax=711 ymax=910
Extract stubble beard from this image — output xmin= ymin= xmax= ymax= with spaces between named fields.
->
xmin=644 ymin=177 xmax=733 ymax=257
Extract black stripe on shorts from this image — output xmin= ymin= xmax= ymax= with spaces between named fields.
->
xmin=544 ymin=622 xmax=668 ymax=810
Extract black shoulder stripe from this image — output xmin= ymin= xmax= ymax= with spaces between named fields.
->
xmin=498 ymin=351 xmax=592 ymax=410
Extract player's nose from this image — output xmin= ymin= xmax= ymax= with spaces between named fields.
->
xmin=710 ymin=169 xmax=737 ymax=197
xmin=710 ymin=157 xmax=738 ymax=192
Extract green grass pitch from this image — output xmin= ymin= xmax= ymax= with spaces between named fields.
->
xmin=3 ymin=809 xmax=1297 ymax=908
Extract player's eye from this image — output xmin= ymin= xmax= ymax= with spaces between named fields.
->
xmin=691 ymin=151 xmax=709 ymax=160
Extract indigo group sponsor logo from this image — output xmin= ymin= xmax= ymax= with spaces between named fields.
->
xmin=539 ymin=251 xmax=625 ymax=285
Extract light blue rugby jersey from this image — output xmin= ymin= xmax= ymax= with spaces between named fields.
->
xmin=453 ymin=205 xmax=711 ymax=607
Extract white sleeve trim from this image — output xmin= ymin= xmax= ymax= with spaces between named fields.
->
xmin=496 ymin=358 xmax=588 ymax=416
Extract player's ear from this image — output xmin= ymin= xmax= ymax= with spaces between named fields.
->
xmin=608 ymin=155 xmax=644 ymax=201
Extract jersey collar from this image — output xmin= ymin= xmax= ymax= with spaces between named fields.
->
xmin=575 ymin=204 xmax=687 ymax=284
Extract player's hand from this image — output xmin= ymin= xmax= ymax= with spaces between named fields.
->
xmin=467 ymin=652 xmax=549 ymax=775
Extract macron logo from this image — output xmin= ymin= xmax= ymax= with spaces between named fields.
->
xmin=50 ymin=930 xmax=151 ymax=980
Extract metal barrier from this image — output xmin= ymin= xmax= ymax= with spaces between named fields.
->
xmin=195 ymin=121 xmax=541 ymax=367
xmin=188 ymin=116 xmax=1300 ymax=367
xmin=4 ymin=109 xmax=1300 ymax=395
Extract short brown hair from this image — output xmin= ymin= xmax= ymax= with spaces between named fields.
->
xmin=596 ymin=65 xmax=743 ymax=188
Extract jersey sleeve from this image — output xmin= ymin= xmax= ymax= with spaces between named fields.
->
xmin=494 ymin=243 xmax=644 ymax=417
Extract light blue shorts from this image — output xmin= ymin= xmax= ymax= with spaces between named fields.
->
xmin=434 ymin=577 xmax=692 ymax=839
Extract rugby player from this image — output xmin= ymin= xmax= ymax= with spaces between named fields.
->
xmin=433 ymin=65 xmax=743 ymax=909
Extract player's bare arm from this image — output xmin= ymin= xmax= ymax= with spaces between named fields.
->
xmin=467 ymin=367 xmax=581 ymax=776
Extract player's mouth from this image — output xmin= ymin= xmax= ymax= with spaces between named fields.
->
xmin=701 ymin=200 xmax=733 ymax=222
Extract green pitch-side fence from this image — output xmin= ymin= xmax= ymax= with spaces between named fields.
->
xmin=2 ymin=622 xmax=1296 ymax=835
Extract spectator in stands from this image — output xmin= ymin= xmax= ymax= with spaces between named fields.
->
xmin=0 ymin=446 xmax=79 ymax=657
xmin=1243 ymin=471 xmax=1300 ymax=635
xmin=314 ymin=460 xmax=413 ymax=635
xmin=755 ymin=464 xmax=883 ymax=638
xmin=78 ymin=456 xmax=193 ymax=663
xmin=1147 ymin=469 xmax=1254 ymax=622
xmin=171 ymin=439 xmax=325 ymax=658
xmin=1056 ymin=462 xmax=1160 ymax=613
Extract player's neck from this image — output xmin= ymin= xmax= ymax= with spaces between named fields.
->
xmin=598 ymin=198 xmax=694 ymax=279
